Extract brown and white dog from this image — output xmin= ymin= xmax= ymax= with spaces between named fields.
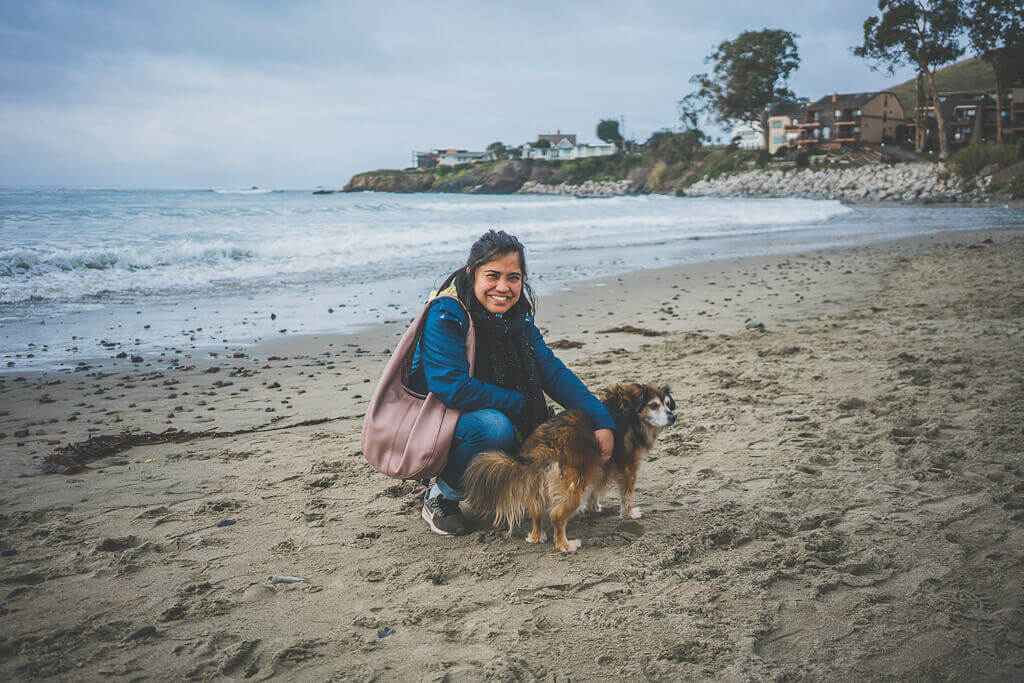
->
xmin=462 ymin=383 xmax=676 ymax=553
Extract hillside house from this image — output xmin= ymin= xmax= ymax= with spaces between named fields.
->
xmin=730 ymin=122 xmax=764 ymax=150
xmin=794 ymin=92 xmax=904 ymax=150
xmin=521 ymin=132 xmax=617 ymax=161
xmin=906 ymin=88 xmax=1024 ymax=148
xmin=768 ymin=101 xmax=805 ymax=154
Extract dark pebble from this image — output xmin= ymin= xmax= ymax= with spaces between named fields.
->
xmin=377 ymin=626 xmax=395 ymax=639
xmin=216 ymin=519 xmax=236 ymax=527
xmin=1 ymin=548 xmax=17 ymax=557
xmin=131 ymin=355 xmax=143 ymax=363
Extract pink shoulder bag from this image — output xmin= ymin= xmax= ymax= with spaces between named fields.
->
xmin=361 ymin=295 xmax=475 ymax=480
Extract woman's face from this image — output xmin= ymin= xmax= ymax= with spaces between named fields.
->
xmin=471 ymin=251 xmax=523 ymax=314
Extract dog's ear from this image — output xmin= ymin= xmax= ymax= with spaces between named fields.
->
xmin=638 ymin=384 xmax=655 ymax=413
xmin=604 ymin=384 xmax=632 ymax=418
xmin=660 ymin=385 xmax=676 ymax=410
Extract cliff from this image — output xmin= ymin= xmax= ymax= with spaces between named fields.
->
xmin=344 ymin=160 xmax=546 ymax=194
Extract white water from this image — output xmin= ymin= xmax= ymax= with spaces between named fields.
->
xmin=2 ymin=188 xmax=1023 ymax=370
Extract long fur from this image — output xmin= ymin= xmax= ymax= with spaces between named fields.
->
xmin=460 ymin=450 xmax=542 ymax=533
xmin=462 ymin=383 xmax=675 ymax=552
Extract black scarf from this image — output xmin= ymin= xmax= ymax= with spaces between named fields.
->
xmin=468 ymin=299 xmax=549 ymax=443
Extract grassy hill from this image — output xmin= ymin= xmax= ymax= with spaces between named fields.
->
xmin=885 ymin=56 xmax=996 ymax=111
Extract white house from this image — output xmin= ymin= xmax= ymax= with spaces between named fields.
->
xmin=730 ymin=121 xmax=765 ymax=150
xmin=436 ymin=149 xmax=489 ymax=166
xmin=520 ymin=132 xmax=617 ymax=161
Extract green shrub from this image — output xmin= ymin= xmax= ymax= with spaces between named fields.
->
xmin=756 ymin=150 xmax=770 ymax=168
xmin=795 ymin=151 xmax=809 ymax=168
xmin=949 ymin=143 xmax=1019 ymax=179
xmin=702 ymin=151 xmax=738 ymax=180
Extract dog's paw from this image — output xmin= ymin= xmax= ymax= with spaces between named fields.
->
xmin=620 ymin=507 xmax=642 ymax=520
xmin=585 ymin=501 xmax=603 ymax=514
xmin=558 ymin=539 xmax=582 ymax=553
xmin=526 ymin=530 xmax=547 ymax=543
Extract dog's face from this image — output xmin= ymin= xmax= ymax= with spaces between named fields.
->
xmin=639 ymin=385 xmax=676 ymax=428
xmin=604 ymin=383 xmax=677 ymax=429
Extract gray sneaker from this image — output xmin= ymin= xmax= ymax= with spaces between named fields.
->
xmin=421 ymin=496 xmax=468 ymax=536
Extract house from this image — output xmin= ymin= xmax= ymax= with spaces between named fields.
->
xmin=436 ymin=149 xmax=489 ymax=166
xmin=767 ymin=101 xmax=805 ymax=154
xmin=730 ymin=121 xmax=764 ymax=150
xmin=413 ymin=150 xmax=439 ymax=168
xmin=520 ymin=132 xmax=617 ymax=161
xmin=538 ymin=133 xmax=576 ymax=147
xmin=906 ymin=88 xmax=1024 ymax=148
xmin=793 ymin=91 xmax=905 ymax=150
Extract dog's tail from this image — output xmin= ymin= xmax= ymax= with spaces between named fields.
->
xmin=462 ymin=451 xmax=543 ymax=535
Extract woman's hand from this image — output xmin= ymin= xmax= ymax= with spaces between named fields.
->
xmin=594 ymin=428 xmax=614 ymax=463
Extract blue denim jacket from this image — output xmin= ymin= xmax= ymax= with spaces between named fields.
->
xmin=408 ymin=296 xmax=615 ymax=433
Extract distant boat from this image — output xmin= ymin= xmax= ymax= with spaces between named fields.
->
xmin=312 ymin=189 xmax=336 ymax=195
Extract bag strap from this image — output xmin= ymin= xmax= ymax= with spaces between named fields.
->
xmin=400 ymin=295 xmax=475 ymax=389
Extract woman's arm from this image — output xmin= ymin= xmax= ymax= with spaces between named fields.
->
xmin=420 ymin=300 xmax=524 ymax=417
xmin=526 ymin=317 xmax=615 ymax=433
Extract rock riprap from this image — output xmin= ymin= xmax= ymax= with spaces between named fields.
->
xmin=683 ymin=163 xmax=990 ymax=203
xmin=518 ymin=179 xmax=635 ymax=198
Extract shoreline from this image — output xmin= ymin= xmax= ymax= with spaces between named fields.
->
xmin=0 ymin=224 xmax=1022 ymax=678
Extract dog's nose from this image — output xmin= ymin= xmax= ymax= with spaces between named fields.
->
xmin=668 ymin=412 xmax=676 ymax=425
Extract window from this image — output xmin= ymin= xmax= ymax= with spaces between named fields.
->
xmin=834 ymin=109 xmax=841 ymax=119
xmin=822 ymin=127 xmax=832 ymax=140
xmin=883 ymin=111 xmax=887 ymax=123
xmin=772 ymin=120 xmax=782 ymax=129
xmin=773 ymin=135 xmax=784 ymax=144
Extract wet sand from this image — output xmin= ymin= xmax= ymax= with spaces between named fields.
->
xmin=1 ymin=228 xmax=1023 ymax=679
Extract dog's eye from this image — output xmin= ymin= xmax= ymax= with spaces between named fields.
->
xmin=648 ymin=402 xmax=658 ymax=409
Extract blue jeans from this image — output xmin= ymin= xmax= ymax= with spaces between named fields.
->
xmin=428 ymin=409 xmax=516 ymax=502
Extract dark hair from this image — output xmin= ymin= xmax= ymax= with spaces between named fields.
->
xmin=438 ymin=229 xmax=537 ymax=314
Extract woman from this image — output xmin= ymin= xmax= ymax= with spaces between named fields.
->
xmin=408 ymin=229 xmax=615 ymax=536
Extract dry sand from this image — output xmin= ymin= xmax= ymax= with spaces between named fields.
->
xmin=1 ymin=228 xmax=1023 ymax=679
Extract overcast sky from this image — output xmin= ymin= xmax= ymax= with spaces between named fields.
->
xmin=1 ymin=1 xmax=920 ymax=189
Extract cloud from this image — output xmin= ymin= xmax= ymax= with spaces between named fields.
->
xmin=0 ymin=0 xmax=918 ymax=187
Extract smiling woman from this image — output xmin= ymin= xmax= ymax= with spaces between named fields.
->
xmin=404 ymin=230 xmax=616 ymax=536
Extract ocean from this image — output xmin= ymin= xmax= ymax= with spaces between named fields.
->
xmin=2 ymin=188 xmax=1023 ymax=371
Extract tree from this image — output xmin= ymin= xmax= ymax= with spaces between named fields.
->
xmin=596 ymin=119 xmax=624 ymax=148
xmin=486 ymin=141 xmax=507 ymax=160
xmin=531 ymin=137 xmax=551 ymax=148
xmin=965 ymin=0 xmax=1024 ymax=143
xmin=644 ymin=129 xmax=706 ymax=164
xmin=683 ymin=29 xmax=800 ymax=152
xmin=853 ymin=0 xmax=965 ymax=159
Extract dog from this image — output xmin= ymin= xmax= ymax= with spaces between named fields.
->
xmin=462 ymin=383 xmax=676 ymax=553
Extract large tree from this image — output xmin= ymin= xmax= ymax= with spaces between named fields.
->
xmin=596 ymin=119 xmax=624 ymax=148
xmin=853 ymin=0 xmax=964 ymax=159
xmin=965 ymin=0 xmax=1024 ymax=143
xmin=684 ymin=29 xmax=800 ymax=151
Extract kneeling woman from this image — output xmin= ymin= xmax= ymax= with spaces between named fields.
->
xmin=409 ymin=230 xmax=615 ymax=535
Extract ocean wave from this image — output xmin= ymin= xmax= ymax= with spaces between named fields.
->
xmin=0 ymin=242 xmax=258 ymax=277
xmin=0 ymin=194 xmax=857 ymax=305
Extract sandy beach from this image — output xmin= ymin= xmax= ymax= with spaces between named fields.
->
xmin=1 ymin=226 xmax=1023 ymax=679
